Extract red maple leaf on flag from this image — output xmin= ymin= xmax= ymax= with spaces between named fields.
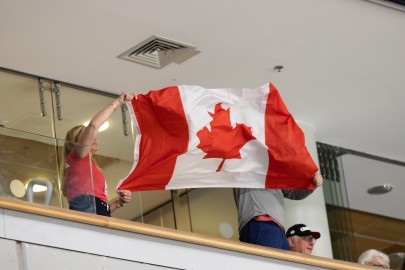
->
xmin=197 ymin=103 xmax=256 ymax=172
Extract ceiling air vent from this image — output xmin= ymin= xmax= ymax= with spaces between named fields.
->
xmin=118 ymin=35 xmax=199 ymax=69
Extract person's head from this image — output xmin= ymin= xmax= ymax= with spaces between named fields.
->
xmin=63 ymin=125 xmax=86 ymax=158
xmin=286 ymin=224 xmax=321 ymax=255
xmin=358 ymin=249 xmax=390 ymax=269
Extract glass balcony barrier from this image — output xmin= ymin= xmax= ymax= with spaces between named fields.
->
xmin=0 ymin=126 xmax=99 ymax=213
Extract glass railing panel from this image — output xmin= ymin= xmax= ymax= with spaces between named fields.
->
xmin=0 ymin=70 xmax=55 ymax=137
xmin=188 ymin=188 xmax=239 ymax=241
xmin=0 ymin=126 xmax=95 ymax=213
xmin=133 ymin=190 xmax=175 ymax=228
xmin=0 ymin=125 xmax=148 ymax=219
xmin=130 ymin=188 xmax=240 ymax=236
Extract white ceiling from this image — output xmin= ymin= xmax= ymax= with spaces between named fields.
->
xmin=0 ymin=0 xmax=404 ymax=221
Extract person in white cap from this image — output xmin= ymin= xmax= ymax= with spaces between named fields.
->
xmin=286 ymin=223 xmax=321 ymax=255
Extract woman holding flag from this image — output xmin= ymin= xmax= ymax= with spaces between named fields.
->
xmin=61 ymin=92 xmax=134 ymax=216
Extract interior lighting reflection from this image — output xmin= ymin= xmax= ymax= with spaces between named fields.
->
xmin=31 ymin=184 xmax=47 ymax=192
xmin=367 ymin=184 xmax=393 ymax=195
xmin=10 ymin=179 xmax=26 ymax=198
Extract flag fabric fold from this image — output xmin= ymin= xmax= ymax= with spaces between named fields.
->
xmin=117 ymin=83 xmax=318 ymax=192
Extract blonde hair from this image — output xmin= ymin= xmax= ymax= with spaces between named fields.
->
xmin=63 ymin=125 xmax=85 ymax=159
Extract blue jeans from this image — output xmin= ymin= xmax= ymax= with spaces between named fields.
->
xmin=69 ymin=194 xmax=96 ymax=214
xmin=69 ymin=195 xmax=111 ymax=217
xmin=239 ymin=219 xmax=290 ymax=250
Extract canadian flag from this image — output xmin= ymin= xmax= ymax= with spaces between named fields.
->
xmin=117 ymin=83 xmax=318 ymax=192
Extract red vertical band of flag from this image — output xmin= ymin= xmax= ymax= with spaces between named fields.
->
xmin=265 ymin=83 xmax=317 ymax=190
xmin=118 ymin=86 xmax=189 ymax=191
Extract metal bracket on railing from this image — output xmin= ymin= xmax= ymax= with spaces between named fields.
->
xmin=121 ymin=104 xmax=129 ymax=136
xmin=26 ymin=178 xmax=54 ymax=205
xmin=53 ymin=82 xmax=63 ymax=121
xmin=38 ymin=78 xmax=48 ymax=117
